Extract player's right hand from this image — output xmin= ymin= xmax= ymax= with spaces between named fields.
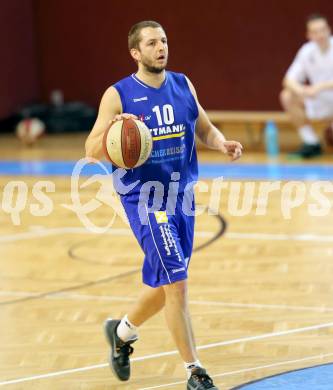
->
xmin=221 ymin=140 xmax=243 ymax=161
xmin=111 ymin=113 xmax=138 ymax=123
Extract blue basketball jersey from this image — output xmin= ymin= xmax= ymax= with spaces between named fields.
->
xmin=112 ymin=71 xmax=199 ymax=195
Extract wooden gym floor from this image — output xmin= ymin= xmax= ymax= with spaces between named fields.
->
xmin=1 ymin=134 xmax=333 ymax=389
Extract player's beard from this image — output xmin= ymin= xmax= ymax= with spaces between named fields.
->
xmin=141 ymin=55 xmax=168 ymax=74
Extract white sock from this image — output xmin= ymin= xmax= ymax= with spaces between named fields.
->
xmin=184 ymin=360 xmax=202 ymax=379
xmin=116 ymin=315 xmax=138 ymax=342
xmin=298 ymin=125 xmax=319 ymax=145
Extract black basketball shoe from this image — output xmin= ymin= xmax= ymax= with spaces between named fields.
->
xmin=289 ymin=143 xmax=322 ymax=158
xmin=187 ymin=367 xmax=219 ymax=389
xmin=104 ymin=318 xmax=137 ymax=381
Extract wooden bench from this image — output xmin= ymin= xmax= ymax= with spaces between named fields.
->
xmin=207 ymin=110 xmax=289 ymax=125
xmin=205 ymin=110 xmax=330 ymax=150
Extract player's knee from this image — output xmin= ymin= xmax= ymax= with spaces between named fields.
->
xmin=279 ymin=89 xmax=294 ymax=108
xmin=163 ymin=279 xmax=187 ymax=301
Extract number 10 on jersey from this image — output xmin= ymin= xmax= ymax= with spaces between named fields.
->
xmin=152 ymin=105 xmax=175 ymax=126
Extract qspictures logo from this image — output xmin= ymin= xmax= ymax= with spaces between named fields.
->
xmin=62 ymin=158 xmax=129 ymax=233
xmin=1 ymin=158 xmax=333 ymax=231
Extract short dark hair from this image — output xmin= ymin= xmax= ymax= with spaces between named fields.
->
xmin=128 ymin=20 xmax=164 ymax=50
xmin=306 ymin=13 xmax=328 ymax=25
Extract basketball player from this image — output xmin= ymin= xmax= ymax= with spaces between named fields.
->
xmin=280 ymin=14 xmax=333 ymax=158
xmin=85 ymin=21 xmax=242 ymax=389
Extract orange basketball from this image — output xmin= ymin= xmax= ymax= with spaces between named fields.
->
xmin=15 ymin=118 xmax=45 ymax=145
xmin=103 ymin=118 xmax=153 ymax=168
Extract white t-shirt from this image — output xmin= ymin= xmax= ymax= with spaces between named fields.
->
xmin=286 ymin=36 xmax=333 ymax=85
xmin=285 ymin=37 xmax=333 ymax=118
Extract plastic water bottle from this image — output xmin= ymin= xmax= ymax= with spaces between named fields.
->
xmin=264 ymin=120 xmax=279 ymax=157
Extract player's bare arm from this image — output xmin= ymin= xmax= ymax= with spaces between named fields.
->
xmin=283 ymin=77 xmax=306 ymax=97
xmin=304 ymin=80 xmax=333 ymax=97
xmin=185 ymin=77 xmax=243 ymax=161
xmin=85 ymin=86 xmax=121 ymax=160
xmin=284 ymin=77 xmax=333 ymax=99
xmin=85 ymin=87 xmax=137 ymax=160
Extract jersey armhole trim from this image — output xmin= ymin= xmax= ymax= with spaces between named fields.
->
xmin=112 ymin=84 xmax=125 ymax=114
xmin=182 ymin=75 xmax=199 ymax=120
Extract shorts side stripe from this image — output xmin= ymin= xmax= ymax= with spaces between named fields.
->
xmin=145 ymin=204 xmax=172 ymax=284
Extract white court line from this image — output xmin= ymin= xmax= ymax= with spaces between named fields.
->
xmin=1 ymin=320 xmax=333 ymax=386
xmin=1 ymin=226 xmax=333 ymax=243
xmin=0 ymin=227 xmax=131 ymax=243
xmin=0 ymin=227 xmax=212 ymax=243
xmin=225 ymin=232 xmax=333 ymax=243
xmin=1 ymin=291 xmax=333 ymax=313
xmin=138 ymin=352 xmax=333 ymax=390
xmin=188 ymin=299 xmax=333 ymax=313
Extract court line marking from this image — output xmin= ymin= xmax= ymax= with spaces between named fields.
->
xmin=138 ymin=352 xmax=333 ymax=389
xmin=1 ymin=291 xmax=333 ymax=313
xmin=1 ymin=320 xmax=333 ymax=386
xmin=0 ymin=227 xmax=211 ymax=243
xmin=0 ymin=226 xmax=332 ymax=385
xmin=1 ymin=226 xmax=333 ymax=243
xmin=226 ymin=232 xmax=333 ymax=243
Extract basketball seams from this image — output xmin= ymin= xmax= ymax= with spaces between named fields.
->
xmin=102 ymin=122 xmax=125 ymax=167
xmin=102 ymin=125 xmax=117 ymax=166
xmin=120 ymin=120 xmax=127 ymax=166
xmin=137 ymin=127 xmax=146 ymax=167
xmin=102 ymin=125 xmax=113 ymax=163
xmin=136 ymin=124 xmax=142 ymax=166
xmin=135 ymin=122 xmax=153 ymax=167
xmin=121 ymin=119 xmax=141 ymax=168
xmin=109 ymin=123 xmax=125 ymax=167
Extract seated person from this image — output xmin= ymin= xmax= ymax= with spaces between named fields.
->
xmin=280 ymin=13 xmax=333 ymax=158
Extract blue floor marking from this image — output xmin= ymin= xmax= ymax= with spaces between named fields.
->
xmin=0 ymin=161 xmax=333 ymax=180
xmin=233 ymin=363 xmax=333 ymax=389
xmin=0 ymin=161 xmax=101 ymax=176
xmin=198 ymin=163 xmax=333 ymax=180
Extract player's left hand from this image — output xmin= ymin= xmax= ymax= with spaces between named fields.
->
xmin=221 ymin=141 xmax=243 ymax=161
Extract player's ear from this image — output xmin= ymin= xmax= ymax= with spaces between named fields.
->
xmin=130 ymin=48 xmax=140 ymax=62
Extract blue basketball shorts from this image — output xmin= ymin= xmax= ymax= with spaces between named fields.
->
xmin=120 ymin=192 xmax=195 ymax=288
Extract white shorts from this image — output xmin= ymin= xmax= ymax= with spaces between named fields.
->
xmin=305 ymin=92 xmax=333 ymax=120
